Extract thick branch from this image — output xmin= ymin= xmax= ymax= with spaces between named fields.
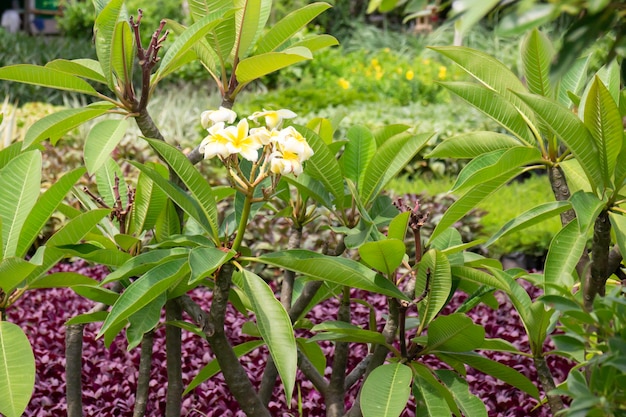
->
xmin=133 ymin=330 xmax=154 ymax=417
xmin=165 ymin=300 xmax=183 ymax=417
xmin=584 ymin=210 xmax=612 ymax=310
xmin=66 ymin=324 xmax=84 ymax=417
xmin=534 ymin=355 xmax=564 ymax=414
xmin=178 ymin=265 xmax=270 ymax=417
xmin=549 ymin=165 xmax=575 ymax=225
xmin=326 ymin=289 xmax=351 ymax=417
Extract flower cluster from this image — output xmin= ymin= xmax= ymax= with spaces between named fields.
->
xmin=198 ymin=108 xmax=314 ymax=177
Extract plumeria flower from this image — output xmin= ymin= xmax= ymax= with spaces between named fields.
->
xmin=199 ymin=122 xmax=231 ymax=159
xmin=270 ymin=148 xmax=304 ymax=176
xmin=278 ymin=126 xmax=314 ymax=160
xmin=249 ymin=126 xmax=280 ymax=146
xmin=200 ymin=106 xmax=237 ymax=129
xmin=223 ymin=119 xmax=263 ymax=162
xmin=249 ymin=109 xmax=297 ymax=130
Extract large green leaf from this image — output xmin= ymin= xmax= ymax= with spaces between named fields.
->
xmin=94 ymin=0 xmax=126 ymax=89
xmin=361 ymin=363 xmax=412 ymax=417
xmin=427 ymin=131 xmax=522 ymax=159
xmin=84 ymin=119 xmax=129 ymax=174
xmin=361 ymin=132 xmax=432 ymax=206
xmin=422 ymin=313 xmax=485 ymax=354
xmin=110 ymin=20 xmax=134 ymax=85
xmin=255 ymin=2 xmax=332 ymax=54
xmin=557 ymin=55 xmax=591 ymax=107
xmin=0 ymin=258 xmax=38 ymax=293
xmin=0 ymin=151 xmax=41 ymax=257
xmin=521 ymin=29 xmax=554 ymax=98
xmin=255 ymin=250 xmax=409 ymax=300
xmin=439 ymin=82 xmax=535 ymax=145
xmin=127 ymin=294 xmax=165 ymax=350
xmin=129 ymin=164 xmax=168 ymax=235
xmin=22 ymin=104 xmax=113 ymax=149
xmin=486 ymin=201 xmax=572 ymax=247
xmin=0 ymin=321 xmax=35 ymax=417
xmin=451 ymin=266 xmax=509 ymax=293
xmin=342 ymin=125 xmax=376 ymax=189
xmin=17 ymin=167 xmax=86 ymax=258
xmin=310 ymin=321 xmax=386 ymax=344
xmin=239 ymin=269 xmax=297 ymax=403
xmin=188 ymin=246 xmax=236 ymax=284
xmin=358 ymin=239 xmax=405 ymax=276
xmin=45 ymin=59 xmax=107 ymax=84
xmin=412 ymin=363 xmax=460 ymax=417
xmin=183 ymin=340 xmax=264 ymax=394
xmin=28 ymin=272 xmax=99 ymax=289
xmin=145 ymin=139 xmax=219 ymax=240
xmin=610 ymin=213 xmax=626 ymax=262
xmin=233 ymin=0 xmax=271 ymax=58
xmin=429 ymin=169 xmax=523 ymax=242
xmin=438 ymin=352 xmax=540 ymax=399
xmin=543 ymin=221 xmax=587 ymax=293
xmin=437 ymin=370 xmax=488 ymax=417
xmin=514 ymin=92 xmax=603 ymax=191
xmin=235 ymin=47 xmax=312 ymax=84
xmin=157 ymin=7 xmax=230 ymax=82
xmin=130 ymin=161 xmax=214 ymax=236
xmin=0 ymin=65 xmax=100 ymax=96
xmin=300 ymin=127 xmax=345 ymax=207
xmin=101 ymin=247 xmax=189 ymax=284
xmin=98 ymin=258 xmax=188 ymax=341
xmin=415 ymin=249 xmax=452 ymax=331
xmin=95 ymin=157 xmax=126 ymax=208
xmin=583 ymin=76 xmax=623 ymax=186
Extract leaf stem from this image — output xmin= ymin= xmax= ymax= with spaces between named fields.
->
xmin=231 ymin=190 xmax=253 ymax=251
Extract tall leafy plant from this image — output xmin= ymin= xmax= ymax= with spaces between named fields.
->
xmin=427 ymin=28 xmax=626 ymax=414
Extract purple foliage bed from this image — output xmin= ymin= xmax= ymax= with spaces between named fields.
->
xmin=9 ymin=261 xmax=572 ymax=417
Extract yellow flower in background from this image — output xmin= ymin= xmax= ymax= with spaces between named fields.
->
xmin=438 ymin=66 xmax=447 ymax=80
xmin=375 ymin=70 xmax=384 ymax=81
xmin=371 ymin=58 xmax=379 ymax=67
xmin=422 ymin=58 xmax=431 ymax=66
xmin=396 ymin=67 xmax=403 ymax=74
xmin=406 ymin=70 xmax=414 ymax=81
xmin=383 ymin=47 xmax=390 ymax=53
xmin=338 ymin=78 xmax=351 ymax=89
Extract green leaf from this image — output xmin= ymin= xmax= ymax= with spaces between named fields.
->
xmin=0 ymin=65 xmax=100 ymax=96
xmin=438 ymin=352 xmax=540 ymax=399
xmin=184 ymin=340 xmax=264 ymax=395
xmin=235 ymin=47 xmax=312 ymax=85
xmin=110 ymin=20 xmax=134 ymax=85
xmin=437 ymin=370 xmax=488 ymax=417
xmin=310 ymin=321 xmax=386 ymax=344
xmin=94 ymin=0 xmax=126 ymax=89
xmin=256 ymin=250 xmax=409 ymax=300
xmin=300 ymin=127 xmax=345 ymax=207
xmin=609 ymin=213 xmax=626 ymax=262
xmin=130 ymin=162 xmax=214 ymax=236
xmin=65 ymin=311 xmax=109 ymax=326
xmin=130 ymin=164 xmax=168 ymax=234
xmin=583 ymin=76 xmax=623 ymax=186
xmin=342 ymin=125 xmax=376 ymax=190
xmin=415 ymin=249 xmax=452 ymax=330
xmin=46 ymin=58 xmax=107 ymax=84
xmin=412 ymin=366 xmax=456 ymax=417
xmin=144 ymin=139 xmax=219 ymax=240
xmin=427 ymin=131 xmax=522 ymax=159
xmin=157 ymin=8 xmax=230 ymax=82
xmin=256 ymin=2 xmax=331 ymax=54
xmin=0 ymin=321 xmax=35 ymax=417
xmin=544 ymin=221 xmax=587 ymax=293
xmin=570 ymin=191 xmax=605 ymax=232
xmin=297 ymin=338 xmax=326 ymax=376
xmin=0 ymin=258 xmax=38 ymax=293
xmin=101 ymin=248 xmax=189 ymax=285
xmin=557 ymin=55 xmax=591 ymax=107
xmin=422 ymin=313 xmax=485 ymax=354
xmin=358 ymin=239 xmax=405 ymax=276
xmin=439 ymin=82 xmax=535 ymax=145
xmin=515 ymin=92 xmax=603 ymax=190
xmin=84 ymin=119 xmax=129 ymax=174
xmin=486 ymin=201 xmax=572 ymax=247
xmin=361 ymin=363 xmax=412 ymax=417
xmin=521 ymin=29 xmax=554 ymax=98
xmin=429 ymin=169 xmax=523 ymax=242
xmin=72 ymin=285 xmax=120 ymax=305
xmin=289 ymin=33 xmax=338 ymax=52
xmin=451 ymin=0 xmax=500 ymax=34
xmin=361 ymin=132 xmax=432 ymax=206
xmin=127 ymin=294 xmax=165 ymax=350
xmin=0 ymin=143 xmax=22 ymax=171
xmin=561 ymin=159 xmax=593 ymax=194
xmin=188 ymin=246 xmax=236 ymax=284
xmin=0 ymin=151 xmax=41 ymax=257
xmin=98 ymin=258 xmax=187 ymax=340
xmin=239 ymin=269 xmax=296 ymax=403
xmin=387 ymin=211 xmax=409 ymax=242
xmin=28 ymin=272 xmax=99 ymax=289
xmin=233 ymin=0 xmax=271 ymax=59
xmin=17 ymin=167 xmax=86 ymax=258
xmin=96 ymin=157 xmax=126 ymax=208
xmin=22 ymin=104 xmax=113 ymax=149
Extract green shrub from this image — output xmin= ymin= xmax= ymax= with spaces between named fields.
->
xmin=56 ymin=0 xmax=95 ymax=39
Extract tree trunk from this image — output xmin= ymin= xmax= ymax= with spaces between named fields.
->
xmin=66 ymin=323 xmax=84 ymax=417
xmin=165 ymin=301 xmax=183 ymax=417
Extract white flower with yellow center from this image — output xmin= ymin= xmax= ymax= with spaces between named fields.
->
xmin=201 ymin=107 xmax=237 ymax=129
xmin=249 ymin=109 xmax=297 ymax=130
xmin=249 ymin=126 xmax=281 ymax=146
xmin=199 ymin=122 xmax=231 ymax=159
xmin=270 ymin=148 xmax=304 ymax=176
xmin=278 ymin=126 xmax=314 ymax=160
xmin=224 ymin=119 xmax=262 ymax=162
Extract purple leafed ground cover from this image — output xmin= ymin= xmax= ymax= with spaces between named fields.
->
xmin=9 ymin=260 xmax=572 ymax=417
